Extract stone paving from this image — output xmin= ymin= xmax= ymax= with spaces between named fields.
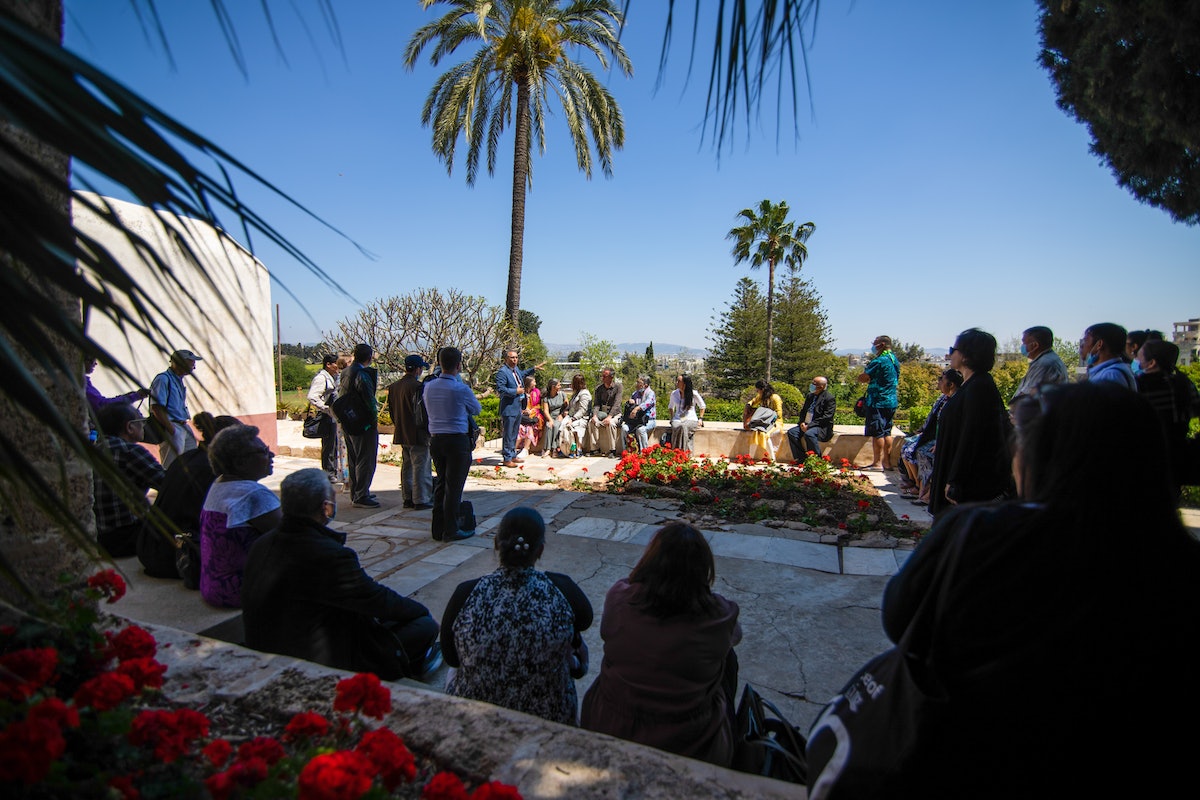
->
xmin=113 ymin=422 xmax=1200 ymax=735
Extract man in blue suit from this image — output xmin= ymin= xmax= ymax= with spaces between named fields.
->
xmin=495 ymin=348 xmax=545 ymax=467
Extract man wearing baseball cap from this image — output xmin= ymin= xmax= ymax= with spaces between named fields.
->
xmin=387 ymin=354 xmax=434 ymax=510
xmin=150 ymin=349 xmax=202 ymax=468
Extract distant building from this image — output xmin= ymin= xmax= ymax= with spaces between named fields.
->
xmin=1173 ymin=318 xmax=1200 ymax=366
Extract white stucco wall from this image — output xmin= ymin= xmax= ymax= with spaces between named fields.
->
xmin=73 ymin=193 xmax=277 ymax=445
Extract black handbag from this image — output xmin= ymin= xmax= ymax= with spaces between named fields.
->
xmin=853 ymin=396 xmax=867 ymax=418
xmin=805 ymin=525 xmax=968 ymax=799
xmin=140 ymin=416 xmax=167 ymax=445
xmin=731 ymin=683 xmax=808 ymax=783
xmin=568 ymin=631 xmax=589 ymax=679
xmin=302 ymin=409 xmax=325 ymax=439
xmin=175 ymin=531 xmax=201 ymax=590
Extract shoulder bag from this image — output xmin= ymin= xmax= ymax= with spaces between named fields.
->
xmin=731 ymin=683 xmax=808 ymax=783
xmin=806 ymin=523 xmax=969 ymax=799
xmin=747 ymin=405 xmax=778 ymax=431
xmin=331 ymin=391 xmax=373 ymax=434
xmin=853 ymin=396 xmax=868 ymax=418
xmin=301 ymin=406 xmax=325 ymax=439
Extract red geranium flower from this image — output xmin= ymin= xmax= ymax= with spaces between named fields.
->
xmin=285 ymin=711 xmax=331 ymax=742
xmin=470 ymin=781 xmax=523 ymax=800
xmin=109 ymin=624 xmax=157 ymax=661
xmin=129 ymin=708 xmax=209 ymax=762
xmin=857 ymin=500 xmax=870 ymax=510
xmin=422 ymin=771 xmax=469 ymax=800
xmin=838 ymin=523 xmax=848 ymax=530
xmin=116 ymin=657 xmax=167 ymax=691
xmin=0 ymin=647 xmax=58 ymax=701
xmin=87 ymin=569 xmax=126 ymax=603
xmin=581 ymin=467 xmax=588 ymax=473
xmin=27 ymin=697 xmax=80 ymax=730
xmin=297 ymin=750 xmax=376 ymax=800
xmin=73 ymin=671 xmax=136 ymax=711
xmin=207 ymin=757 xmax=269 ymax=800
xmin=357 ymin=727 xmax=416 ymax=788
xmin=203 ymin=739 xmax=233 ymax=768
xmin=108 ymin=774 xmax=140 ymax=800
xmin=334 ymin=673 xmax=392 ymax=719
xmin=0 ymin=716 xmax=67 ymax=784
xmin=238 ymin=736 xmax=287 ymax=766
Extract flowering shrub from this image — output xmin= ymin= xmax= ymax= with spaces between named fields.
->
xmin=0 ymin=569 xmax=523 ymax=800
xmin=607 ymin=447 xmax=919 ymax=538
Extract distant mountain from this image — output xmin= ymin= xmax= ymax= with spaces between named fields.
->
xmin=544 ymin=341 xmax=706 ymax=357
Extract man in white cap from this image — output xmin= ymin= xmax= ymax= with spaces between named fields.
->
xmin=387 ymin=354 xmax=434 ymax=510
xmin=149 ymin=348 xmax=202 ymax=468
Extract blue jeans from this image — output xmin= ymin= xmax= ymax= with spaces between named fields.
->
xmin=623 ymin=419 xmax=657 ymax=450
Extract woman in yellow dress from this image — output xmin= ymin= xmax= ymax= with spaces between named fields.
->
xmin=743 ymin=379 xmax=784 ymax=462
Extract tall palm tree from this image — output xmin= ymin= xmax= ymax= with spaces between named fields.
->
xmin=727 ymin=199 xmax=814 ymax=382
xmin=404 ymin=0 xmax=632 ymax=329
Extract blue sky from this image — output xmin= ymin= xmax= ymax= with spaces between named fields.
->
xmin=65 ymin=1 xmax=1198 ymax=355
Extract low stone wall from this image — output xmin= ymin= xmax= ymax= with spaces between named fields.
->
xmin=685 ymin=422 xmax=906 ymax=465
xmin=142 ymin=621 xmax=804 ymax=800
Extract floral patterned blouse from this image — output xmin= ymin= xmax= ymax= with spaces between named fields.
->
xmin=442 ymin=567 xmax=592 ymax=725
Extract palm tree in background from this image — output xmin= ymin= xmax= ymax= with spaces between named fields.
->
xmin=727 ymin=200 xmax=815 ymax=382
xmin=403 ymin=0 xmax=633 ymax=330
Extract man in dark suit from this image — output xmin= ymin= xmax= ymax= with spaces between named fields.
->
xmin=787 ymin=376 xmax=836 ymax=460
xmin=494 ymin=348 xmax=544 ymax=468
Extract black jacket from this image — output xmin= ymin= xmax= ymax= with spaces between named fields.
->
xmin=242 ymin=515 xmax=434 ymax=678
xmin=796 ymin=390 xmax=836 ymax=439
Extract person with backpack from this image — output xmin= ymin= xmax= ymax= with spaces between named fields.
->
xmin=387 ymin=354 xmax=434 ymax=511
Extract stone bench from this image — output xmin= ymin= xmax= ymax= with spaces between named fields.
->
xmin=669 ymin=421 xmax=906 ymax=466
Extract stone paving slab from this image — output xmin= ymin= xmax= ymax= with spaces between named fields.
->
xmin=556 ymin=517 xmax=659 ymax=542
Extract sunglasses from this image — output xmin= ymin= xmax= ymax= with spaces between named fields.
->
xmin=948 ymin=346 xmax=958 ymax=355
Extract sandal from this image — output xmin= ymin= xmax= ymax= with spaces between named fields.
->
xmin=910 ymin=499 xmax=928 ymax=506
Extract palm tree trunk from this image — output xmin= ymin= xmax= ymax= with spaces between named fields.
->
xmin=505 ymin=77 xmax=531 ymax=343
xmin=765 ymin=258 xmax=775 ymax=382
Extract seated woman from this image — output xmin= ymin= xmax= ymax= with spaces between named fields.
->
xmin=814 ymin=383 xmax=1200 ymax=796
xmin=621 ymin=375 xmax=657 ymax=452
xmin=442 ymin=507 xmax=593 ymax=724
xmin=540 ymin=378 xmax=567 ymax=457
xmin=515 ymin=375 xmax=543 ymax=456
xmin=581 ymin=522 xmax=741 ymax=766
xmin=899 ymin=368 xmax=961 ymax=505
xmin=667 ymin=374 xmax=705 ymax=451
xmin=199 ymin=424 xmax=282 ymax=608
xmin=558 ymin=374 xmax=592 ymax=458
xmin=137 ymin=412 xmax=241 ymax=578
xmin=743 ymin=379 xmax=784 ymax=462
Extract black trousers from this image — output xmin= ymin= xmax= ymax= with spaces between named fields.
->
xmin=345 ymin=431 xmax=378 ymax=503
xmin=429 ymin=433 xmax=471 ymax=540
xmin=320 ymin=419 xmax=338 ymax=482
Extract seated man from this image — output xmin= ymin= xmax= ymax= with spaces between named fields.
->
xmin=242 ymin=468 xmax=442 ymax=681
xmin=786 ymin=376 xmax=836 ymax=460
xmin=93 ymin=402 xmax=165 ymax=557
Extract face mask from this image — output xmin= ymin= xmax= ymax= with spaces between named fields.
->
xmin=1085 ymin=353 xmax=1098 ymax=367
xmin=1019 ymin=343 xmax=1029 ymax=357
xmin=808 ymin=384 xmax=817 ymax=394
xmin=325 ymin=500 xmax=337 ymax=521
xmin=1131 ymin=360 xmax=1143 ymax=375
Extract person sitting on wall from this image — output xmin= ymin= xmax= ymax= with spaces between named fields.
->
xmin=199 ymin=424 xmax=282 ymax=609
xmin=137 ymin=412 xmax=240 ymax=578
xmin=786 ymin=376 xmax=835 ymax=460
xmin=242 ymin=468 xmax=443 ymax=680
xmin=93 ymin=402 xmax=165 ymax=558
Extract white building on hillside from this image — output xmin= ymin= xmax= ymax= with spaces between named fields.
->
xmin=1174 ymin=318 xmax=1199 ymax=366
